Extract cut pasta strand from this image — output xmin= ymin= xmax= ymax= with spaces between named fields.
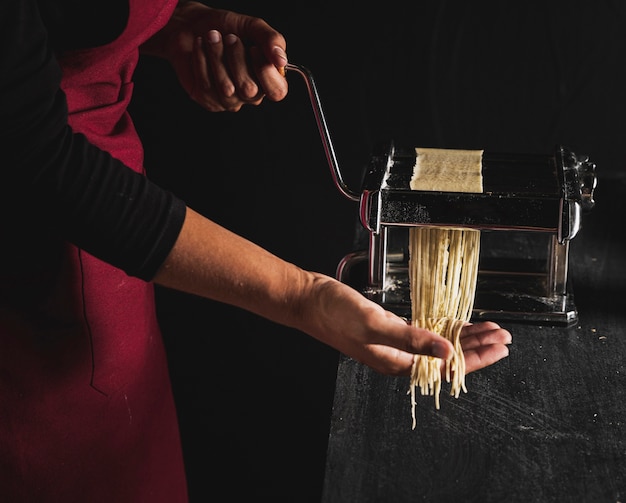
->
xmin=408 ymin=227 xmax=480 ymax=428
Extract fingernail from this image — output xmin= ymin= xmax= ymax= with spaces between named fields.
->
xmin=224 ymin=33 xmax=238 ymax=45
xmin=273 ymin=46 xmax=288 ymax=66
xmin=207 ymin=30 xmax=220 ymax=44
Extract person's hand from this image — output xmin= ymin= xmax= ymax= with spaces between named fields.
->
xmin=142 ymin=2 xmax=288 ymax=112
xmin=297 ymin=274 xmax=511 ymax=376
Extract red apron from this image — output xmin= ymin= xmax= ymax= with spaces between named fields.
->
xmin=0 ymin=0 xmax=188 ymax=501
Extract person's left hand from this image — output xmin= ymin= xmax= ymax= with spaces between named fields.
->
xmin=142 ymin=2 xmax=289 ymax=112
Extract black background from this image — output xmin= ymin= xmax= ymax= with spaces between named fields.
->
xmin=129 ymin=2 xmax=626 ymax=501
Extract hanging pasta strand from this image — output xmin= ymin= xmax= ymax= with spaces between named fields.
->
xmin=408 ymin=227 xmax=480 ymax=428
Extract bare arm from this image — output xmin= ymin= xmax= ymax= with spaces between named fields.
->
xmin=153 ymin=207 xmax=511 ymax=376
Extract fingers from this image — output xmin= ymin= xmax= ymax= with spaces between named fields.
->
xmin=460 ymin=321 xmax=512 ymax=351
xmin=460 ymin=321 xmax=512 ymax=374
xmin=345 ymin=308 xmax=456 ymax=377
xmin=245 ymin=17 xmax=288 ymax=69
xmin=270 ymin=45 xmax=288 ymax=74
xmin=248 ymin=45 xmax=288 ymax=102
xmin=358 ymin=344 xmax=416 ymax=377
xmin=191 ymin=30 xmax=287 ymax=112
xmin=204 ymin=31 xmax=236 ymax=99
xmin=224 ymin=34 xmax=263 ymax=102
xmin=370 ymin=309 xmax=452 ymax=359
xmin=351 ymin=314 xmax=511 ymax=378
xmin=197 ymin=30 xmax=249 ymax=112
xmin=463 ymin=343 xmax=510 ymax=374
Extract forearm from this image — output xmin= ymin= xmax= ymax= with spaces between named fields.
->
xmin=153 ymin=207 xmax=315 ymax=330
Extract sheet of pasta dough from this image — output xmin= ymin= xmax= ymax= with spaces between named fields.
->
xmin=410 ymin=147 xmax=484 ymax=193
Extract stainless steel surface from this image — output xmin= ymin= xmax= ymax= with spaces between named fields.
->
xmin=360 ymin=143 xmax=596 ymax=237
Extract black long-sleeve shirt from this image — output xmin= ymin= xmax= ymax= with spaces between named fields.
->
xmin=0 ymin=0 xmax=186 ymax=282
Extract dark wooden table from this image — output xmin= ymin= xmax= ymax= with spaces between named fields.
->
xmin=322 ymin=172 xmax=626 ymax=502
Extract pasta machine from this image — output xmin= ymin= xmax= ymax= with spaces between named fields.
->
xmin=286 ymin=64 xmax=597 ymax=325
